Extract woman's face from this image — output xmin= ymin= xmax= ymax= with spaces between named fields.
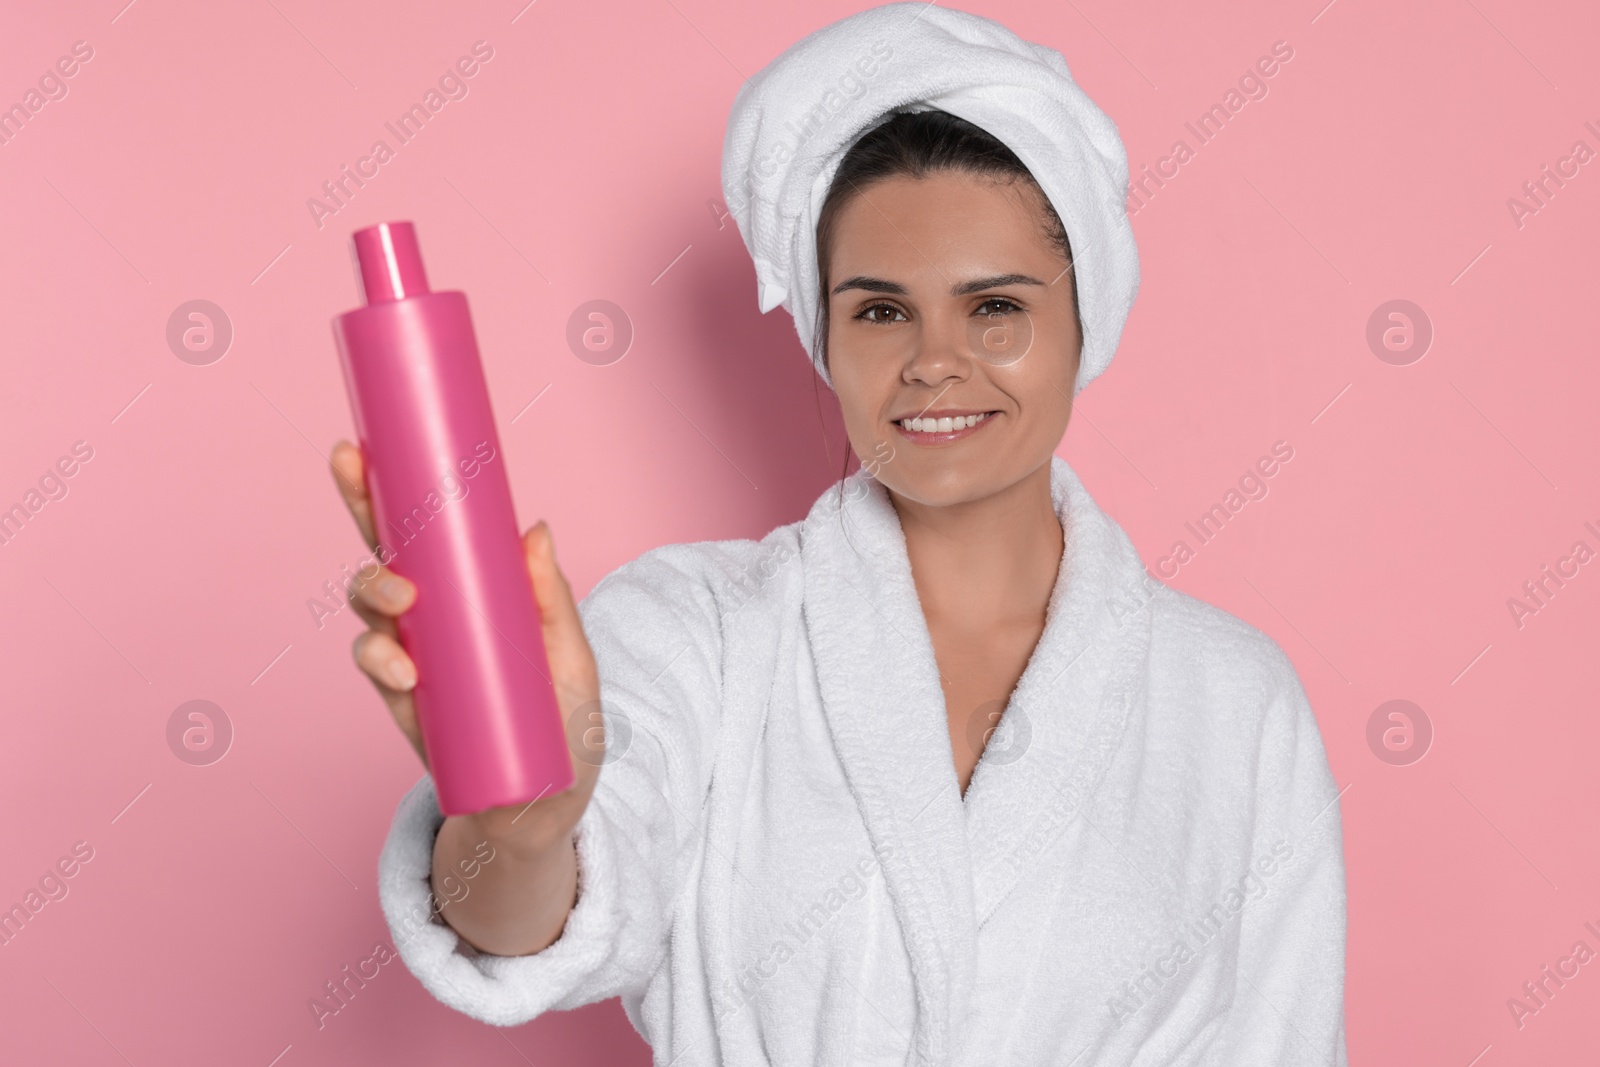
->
xmin=825 ymin=170 xmax=1081 ymax=509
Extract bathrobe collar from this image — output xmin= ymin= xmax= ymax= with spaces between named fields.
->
xmin=799 ymin=454 xmax=1154 ymax=1065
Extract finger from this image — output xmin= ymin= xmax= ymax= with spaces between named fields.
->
xmin=347 ymin=564 xmax=416 ymax=620
xmin=564 ymin=696 xmax=610 ymax=770
xmin=523 ymin=521 xmax=600 ymax=706
xmin=353 ymin=630 xmax=428 ymax=768
xmin=330 ymin=440 xmax=379 ymax=551
xmin=341 ymin=567 xmax=404 ymax=638
xmin=354 ymin=627 xmax=417 ymax=692
xmin=346 ymin=589 xmax=399 ymax=640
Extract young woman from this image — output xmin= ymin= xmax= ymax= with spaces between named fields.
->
xmin=333 ymin=5 xmax=1346 ymax=1064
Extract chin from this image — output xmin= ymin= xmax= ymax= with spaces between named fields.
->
xmin=878 ymin=458 xmax=1012 ymax=509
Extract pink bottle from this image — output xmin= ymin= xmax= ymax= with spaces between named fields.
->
xmin=331 ymin=220 xmax=574 ymax=816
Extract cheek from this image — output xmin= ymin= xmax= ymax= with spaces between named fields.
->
xmin=836 ymin=376 xmax=886 ymax=442
xmin=1011 ymin=322 xmax=1078 ymax=389
xmin=830 ymin=366 xmax=903 ymax=462
xmin=1040 ymin=315 xmax=1082 ymax=393
xmin=828 ymin=333 xmax=886 ymax=411
xmin=993 ymin=348 xmax=1076 ymax=442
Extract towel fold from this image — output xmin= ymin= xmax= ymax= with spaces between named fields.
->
xmin=720 ymin=1 xmax=1140 ymax=393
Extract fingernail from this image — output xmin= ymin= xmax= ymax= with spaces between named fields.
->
xmin=381 ymin=577 xmax=408 ymax=605
xmin=388 ymin=659 xmax=415 ymax=689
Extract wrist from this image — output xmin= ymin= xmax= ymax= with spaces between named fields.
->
xmin=445 ymin=808 xmax=572 ymax=865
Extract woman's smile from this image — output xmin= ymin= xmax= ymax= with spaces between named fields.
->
xmin=891 ymin=408 xmax=1001 ymax=445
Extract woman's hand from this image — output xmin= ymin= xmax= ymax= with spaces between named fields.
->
xmin=329 ymin=439 xmax=605 ymax=864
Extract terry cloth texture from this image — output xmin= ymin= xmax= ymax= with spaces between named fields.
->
xmin=377 ymin=454 xmax=1348 ymax=1065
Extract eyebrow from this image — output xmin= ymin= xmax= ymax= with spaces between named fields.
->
xmin=830 ymin=272 xmax=1047 ymax=297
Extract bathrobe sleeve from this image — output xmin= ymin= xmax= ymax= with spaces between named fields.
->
xmin=1210 ymin=653 xmax=1349 ymax=1066
xmin=375 ymin=541 xmax=742 ymax=1027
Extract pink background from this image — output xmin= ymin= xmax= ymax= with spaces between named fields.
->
xmin=2 ymin=0 xmax=1596 ymax=1063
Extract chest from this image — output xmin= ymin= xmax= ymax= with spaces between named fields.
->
xmin=694 ymin=585 xmax=1243 ymax=1063
xmin=720 ymin=711 xmax=1229 ymax=1064
xmin=924 ymin=614 xmax=1046 ymax=795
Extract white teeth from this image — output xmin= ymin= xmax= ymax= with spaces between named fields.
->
xmin=899 ymin=412 xmax=990 ymax=432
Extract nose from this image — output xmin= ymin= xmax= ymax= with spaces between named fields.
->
xmin=902 ymin=308 xmax=974 ymax=386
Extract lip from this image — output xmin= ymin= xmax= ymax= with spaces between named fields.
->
xmin=891 ymin=409 xmax=1000 ymax=446
xmin=888 ymin=407 xmax=994 ymax=422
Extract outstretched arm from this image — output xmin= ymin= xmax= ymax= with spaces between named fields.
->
xmin=377 ymin=542 xmax=740 ymax=1027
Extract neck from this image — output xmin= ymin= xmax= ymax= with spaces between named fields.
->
xmin=888 ymin=459 xmax=1065 ymax=627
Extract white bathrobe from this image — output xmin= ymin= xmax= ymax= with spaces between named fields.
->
xmin=377 ymin=455 xmax=1348 ymax=1065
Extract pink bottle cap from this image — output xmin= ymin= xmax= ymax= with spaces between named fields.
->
xmin=350 ymin=221 xmax=431 ymax=305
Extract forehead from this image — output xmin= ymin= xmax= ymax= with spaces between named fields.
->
xmin=827 ymin=171 xmax=1059 ymax=271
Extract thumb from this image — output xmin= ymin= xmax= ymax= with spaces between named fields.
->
xmin=524 ymin=520 xmax=571 ymax=622
xmin=522 ymin=521 xmax=594 ymax=702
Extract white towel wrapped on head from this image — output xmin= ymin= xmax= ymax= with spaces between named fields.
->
xmin=720 ymin=1 xmax=1140 ymax=394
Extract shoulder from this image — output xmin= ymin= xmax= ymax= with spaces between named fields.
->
xmin=1143 ymin=581 xmax=1309 ymax=741
xmin=1140 ymin=581 xmax=1338 ymax=814
xmin=578 ymin=522 xmax=803 ymax=629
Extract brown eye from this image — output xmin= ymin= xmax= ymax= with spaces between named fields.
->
xmin=976 ymin=298 xmax=1022 ymax=316
xmin=855 ymin=303 xmax=905 ymax=324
